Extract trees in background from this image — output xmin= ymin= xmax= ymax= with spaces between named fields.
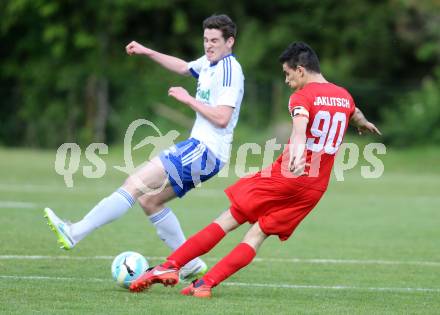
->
xmin=0 ymin=0 xmax=438 ymax=147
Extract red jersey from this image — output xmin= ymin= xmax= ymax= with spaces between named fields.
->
xmin=224 ymin=81 xmax=355 ymax=240
xmin=275 ymin=82 xmax=356 ymax=191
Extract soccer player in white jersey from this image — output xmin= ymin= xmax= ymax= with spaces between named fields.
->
xmin=44 ymin=14 xmax=244 ymax=281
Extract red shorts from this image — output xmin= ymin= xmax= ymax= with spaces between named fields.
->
xmin=225 ymin=165 xmax=324 ymax=241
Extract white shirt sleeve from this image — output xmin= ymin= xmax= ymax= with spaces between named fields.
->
xmin=187 ymin=56 xmax=205 ymax=79
xmin=215 ymin=58 xmax=243 ymax=108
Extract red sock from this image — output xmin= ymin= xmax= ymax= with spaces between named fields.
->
xmin=202 ymin=242 xmax=256 ymax=287
xmin=165 ymin=222 xmax=226 ymax=268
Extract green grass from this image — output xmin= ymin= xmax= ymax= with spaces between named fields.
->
xmin=0 ymin=143 xmax=439 ymax=314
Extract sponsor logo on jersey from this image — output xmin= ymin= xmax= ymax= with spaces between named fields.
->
xmin=197 ymin=89 xmax=210 ymax=102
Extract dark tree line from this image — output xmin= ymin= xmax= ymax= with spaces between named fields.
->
xmin=1 ymin=0 xmax=439 ymax=147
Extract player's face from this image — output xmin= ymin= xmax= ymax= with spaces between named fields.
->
xmin=204 ymin=28 xmax=234 ymax=63
xmin=282 ymin=63 xmax=306 ymax=90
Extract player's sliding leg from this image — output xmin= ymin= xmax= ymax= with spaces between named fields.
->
xmin=44 ymin=157 xmax=167 ymax=250
xmin=129 ymin=210 xmax=239 ymax=292
xmin=138 ymin=190 xmax=207 ymax=282
xmin=181 ymin=222 xmax=268 ymax=298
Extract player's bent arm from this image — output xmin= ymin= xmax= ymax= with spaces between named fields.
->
xmin=168 ymin=86 xmax=234 ymax=128
xmin=126 ymin=41 xmax=190 ymax=76
xmin=349 ymin=107 xmax=382 ymax=136
xmin=187 ymin=99 xmax=234 ymax=128
xmin=288 ymin=116 xmax=309 ymax=175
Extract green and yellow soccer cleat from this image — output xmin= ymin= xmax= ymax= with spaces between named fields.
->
xmin=44 ymin=208 xmax=76 ymax=250
xmin=179 ymin=260 xmax=208 ymax=283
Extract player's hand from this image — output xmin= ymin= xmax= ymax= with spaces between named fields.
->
xmin=357 ymin=121 xmax=382 ymax=136
xmin=288 ymin=156 xmax=309 ymax=177
xmin=126 ymin=41 xmax=148 ymax=55
xmin=168 ymin=87 xmax=193 ymax=105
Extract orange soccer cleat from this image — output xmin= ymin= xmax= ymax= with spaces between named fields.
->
xmin=180 ymin=279 xmax=212 ymax=298
xmin=129 ymin=265 xmax=179 ymax=292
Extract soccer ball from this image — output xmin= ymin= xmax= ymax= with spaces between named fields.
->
xmin=111 ymin=251 xmax=149 ymax=288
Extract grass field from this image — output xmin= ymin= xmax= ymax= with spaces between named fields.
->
xmin=0 ymin=143 xmax=439 ymax=314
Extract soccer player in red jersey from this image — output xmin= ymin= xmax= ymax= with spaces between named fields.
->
xmin=129 ymin=42 xmax=381 ymax=297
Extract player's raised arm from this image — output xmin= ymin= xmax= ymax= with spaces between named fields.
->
xmin=125 ymin=41 xmax=190 ymax=76
xmin=350 ymin=107 xmax=382 ymax=136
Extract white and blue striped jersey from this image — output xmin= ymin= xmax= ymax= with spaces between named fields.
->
xmin=187 ymin=54 xmax=244 ymax=162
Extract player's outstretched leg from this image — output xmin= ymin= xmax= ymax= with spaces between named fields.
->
xmin=44 ymin=157 xmax=166 ymax=250
xmin=44 ymin=187 xmax=136 ymax=250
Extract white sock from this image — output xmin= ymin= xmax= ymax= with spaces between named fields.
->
xmin=149 ymin=208 xmax=203 ymax=270
xmin=71 ymin=188 xmax=135 ymax=242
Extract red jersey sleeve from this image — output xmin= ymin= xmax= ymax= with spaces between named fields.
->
xmin=288 ymin=92 xmax=311 ymax=119
xmin=341 ymin=88 xmax=356 ymax=118
xmin=349 ymin=95 xmax=356 ymax=118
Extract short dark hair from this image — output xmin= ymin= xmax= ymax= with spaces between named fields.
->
xmin=203 ymin=14 xmax=237 ymax=41
xmin=279 ymin=42 xmax=321 ymax=73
